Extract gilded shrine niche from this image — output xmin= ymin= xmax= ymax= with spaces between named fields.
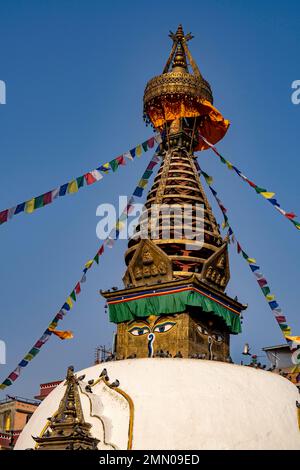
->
xmin=123 ymin=239 xmax=173 ymax=288
xmin=201 ymin=243 xmax=230 ymax=291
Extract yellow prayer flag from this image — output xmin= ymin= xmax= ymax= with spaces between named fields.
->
xmin=102 ymin=163 xmax=110 ymax=174
xmin=116 ymin=221 xmax=125 ymax=230
xmin=24 ymin=353 xmax=34 ymax=361
xmin=85 ymin=260 xmax=93 ymax=269
xmin=260 ymin=192 xmax=275 ymax=199
xmin=66 ymin=297 xmax=73 ymax=309
xmin=283 ymin=328 xmax=292 ymax=337
xmin=226 ymin=161 xmax=233 ymax=170
xmin=247 ymin=258 xmax=256 ymax=264
xmin=139 ymin=179 xmax=148 ymax=188
xmin=266 ymin=294 xmax=275 ymax=301
xmin=25 ymin=198 xmax=35 ymax=214
xmin=67 ymin=180 xmax=78 ymax=194
xmin=136 ymin=145 xmax=142 ymax=157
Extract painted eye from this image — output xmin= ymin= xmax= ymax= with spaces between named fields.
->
xmin=128 ymin=326 xmax=150 ymax=336
xmin=197 ymin=326 xmax=208 ymax=335
xmin=153 ymin=321 xmax=176 ymax=333
xmin=212 ymin=333 xmax=223 ymax=342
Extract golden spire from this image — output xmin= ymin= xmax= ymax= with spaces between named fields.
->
xmin=125 ymin=26 xmax=230 ymax=291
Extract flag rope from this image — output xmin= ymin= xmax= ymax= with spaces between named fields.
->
xmin=196 ymin=160 xmax=299 ymax=363
xmin=198 ymin=134 xmax=300 ymax=231
xmin=0 ymin=135 xmax=161 ymax=227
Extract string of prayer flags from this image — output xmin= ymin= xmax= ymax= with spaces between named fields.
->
xmin=198 ymin=164 xmax=296 ymax=350
xmin=0 ymin=147 xmax=161 ymax=391
xmin=198 ymin=133 xmax=300 ymax=231
xmin=0 ymin=135 xmax=162 ymax=227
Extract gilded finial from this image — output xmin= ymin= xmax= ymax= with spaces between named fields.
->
xmin=172 ymin=42 xmax=187 ymax=70
xmin=169 ymin=24 xmax=194 ymax=44
xmin=175 ymin=24 xmax=184 ymax=40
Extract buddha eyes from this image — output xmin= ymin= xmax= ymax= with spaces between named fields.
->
xmin=197 ymin=325 xmax=208 ymax=335
xmin=128 ymin=326 xmax=150 ymax=336
xmin=212 ymin=334 xmax=223 ymax=343
xmin=197 ymin=326 xmax=223 ymax=342
xmin=153 ymin=321 xmax=176 ymax=333
xmin=128 ymin=321 xmax=176 ymax=336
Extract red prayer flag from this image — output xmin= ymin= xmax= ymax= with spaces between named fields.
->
xmin=98 ymin=245 xmax=104 ymax=256
xmin=0 ymin=209 xmax=8 ymax=224
xmin=43 ymin=192 xmax=52 ymax=206
xmin=237 ymin=242 xmax=242 ymax=254
xmin=75 ymin=282 xmax=81 ymax=295
xmin=116 ymin=156 xmax=126 ymax=166
xmin=34 ymin=340 xmax=44 ymax=349
xmin=219 ymin=204 xmax=227 ymax=214
xmin=275 ymin=316 xmax=286 ymax=323
xmin=285 ymin=212 xmax=296 ymax=220
xmin=147 ymin=137 xmax=155 ymax=148
xmin=126 ymin=204 xmax=134 ymax=214
xmin=257 ymin=278 xmax=268 ymax=287
xmin=84 ymin=173 xmax=97 ymax=185
xmin=8 ymin=372 xmax=19 ymax=382
xmin=246 ymin=180 xmax=257 ymax=188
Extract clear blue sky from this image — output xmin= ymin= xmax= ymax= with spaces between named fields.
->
xmin=0 ymin=0 xmax=299 ymax=398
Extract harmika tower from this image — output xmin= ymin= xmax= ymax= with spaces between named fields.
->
xmin=102 ymin=25 xmax=246 ymax=361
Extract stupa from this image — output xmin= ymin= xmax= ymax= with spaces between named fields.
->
xmin=15 ymin=26 xmax=300 ymax=450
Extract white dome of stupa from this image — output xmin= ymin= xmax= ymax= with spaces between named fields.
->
xmin=15 ymin=358 xmax=300 ymax=450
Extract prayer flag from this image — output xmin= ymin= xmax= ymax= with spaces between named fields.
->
xmin=25 ymin=198 xmax=35 ymax=214
xmin=0 ymin=210 xmax=8 ymax=224
xmin=261 ymin=192 xmax=275 ymax=199
xmin=136 ymin=145 xmax=142 ymax=157
xmin=48 ymin=328 xmax=74 ymax=340
xmin=75 ymin=282 xmax=81 ymax=295
xmin=67 ymin=180 xmax=78 ymax=194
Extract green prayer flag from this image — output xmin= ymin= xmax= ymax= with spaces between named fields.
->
xmin=109 ymin=159 xmax=119 ymax=172
xmin=261 ymin=286 xmax=271 ymax=296
xmin=76 ymin=176 xmax=85 ymax=188
xmin=28 ymin=347 xmax=40 ymax=357
xmin=255 ymin=186 xmax=267 ymax=194
xmin=142 ymin=141 xmax=148 ymax=152
xmin=142 ymin=170 xmax=153 ymax=180
xmin=70 ymin=290 xmax=77 ymax=302
xmin=3 ymin=379 xmax=12 ymax=386
xmin=94 ymin=253 xmax=99 ymax=264
xmin=34 ymin=195 xmax=44 ymax=209
xmin=292 ymin=220 xmax=300 ymax=230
